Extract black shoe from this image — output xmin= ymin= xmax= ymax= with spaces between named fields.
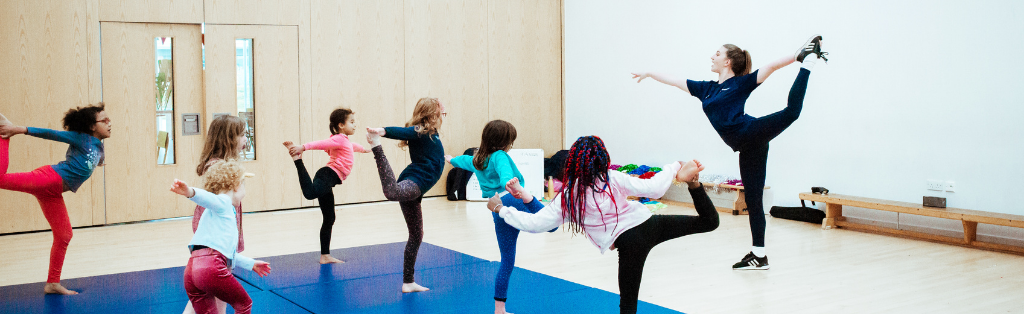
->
xmin=795 ymin=35 xmax=828 ymax=63
xmin=731 ymin=252 xmax=770 ymax=270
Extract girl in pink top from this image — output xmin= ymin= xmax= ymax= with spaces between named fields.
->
xmin=283 ymin=108 xmax=368 ymax=264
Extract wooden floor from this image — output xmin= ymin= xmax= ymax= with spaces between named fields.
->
xmin=1 ymin=198 xmax=1022 ymax=313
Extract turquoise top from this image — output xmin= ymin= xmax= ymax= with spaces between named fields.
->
xmin=449 ymin=150 xmax=523 ymax=198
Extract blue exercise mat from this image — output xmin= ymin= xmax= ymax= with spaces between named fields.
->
xmin=270 ymin=261 xmax=589 ymax=314
xmin=0 ymin=242 xmax=684 ymax=313
xmin=232 ymin=242 xmax=488 ymax=291
xmin=0 ymin=266 xmax=259 ymax=314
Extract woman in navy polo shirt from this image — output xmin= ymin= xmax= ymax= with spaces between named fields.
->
xmin=631 ymin=35 xmax=828 ymax=270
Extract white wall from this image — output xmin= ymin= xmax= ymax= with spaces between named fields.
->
xmin=565 ymin=0 xmax=1024 ymax=237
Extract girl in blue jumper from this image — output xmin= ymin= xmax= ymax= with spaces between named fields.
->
xmin=631 ymin=35 xmax=828 ymax=270
xmin=366 ymin=97 xmax=446 ymax=293
xmin=0 ymin=105 xmax=108 ymax=295
xmin=445 ymin=119 xmax=551 ymax=314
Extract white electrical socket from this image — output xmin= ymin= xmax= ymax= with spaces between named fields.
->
xmin=926 ymin=180 xmax=944 ymax=191
xmin=945 ymin=181 xmax=955 ymax=192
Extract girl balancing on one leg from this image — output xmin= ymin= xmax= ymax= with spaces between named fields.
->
xmin=183 ymin=114 xmax=250 ymax=314
xmin=489 ymin=136 xmax=719 ymax=314
xmin=631 ymin=35 xmax=828 ymax=270
xmin=365 ymin=97 xmax=446 ymax=293
xmin=282 ymin=108 xmax=368 ymax=264
xmin=0 ymin=104 xmax=110 ymax=295
xmin=445 ymin=120 xmax=551 ymax=314
xmin=171 ymin=160 xmax=271 ymax=314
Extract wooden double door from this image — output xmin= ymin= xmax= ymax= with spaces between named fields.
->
xmin=100 ymin=22 xmax=301 ymax=223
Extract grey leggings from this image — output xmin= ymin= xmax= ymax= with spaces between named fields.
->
xmin=372 ymin=145 xmax=424 ymax=283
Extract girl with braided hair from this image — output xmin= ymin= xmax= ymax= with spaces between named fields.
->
xmin=488 ymin=136 xmax=719 ymax=314
xmin=631 ymin=35 xmax=829 ymax=269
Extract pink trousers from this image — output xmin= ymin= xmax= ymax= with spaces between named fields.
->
xmin=183 ymin=248 xmax=252 ymax=314
xmin=0 ymin=138 xmax=72 ymax=283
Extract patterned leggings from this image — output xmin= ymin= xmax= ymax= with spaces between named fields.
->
xmin=371 ymin=145 xmax=424 ymax=283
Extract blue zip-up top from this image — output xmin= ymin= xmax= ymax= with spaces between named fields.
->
xmin=25 ymin=127 xmax=104 ymax=192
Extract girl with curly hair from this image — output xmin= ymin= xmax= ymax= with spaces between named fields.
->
xmin=170 ymin=160 xmax=271 ymax=314
xmin=0 ymin=104 xmax=110 ymax=295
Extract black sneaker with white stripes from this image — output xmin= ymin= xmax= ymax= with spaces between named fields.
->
xmin=731 ymin=252 xmax=770 ymax=270
xmin=795 ymin=35 xmax=828 ymax=63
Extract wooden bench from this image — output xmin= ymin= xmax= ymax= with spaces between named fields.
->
xmin=710 ymin=183 xmax=769 ymax=216
xmin=799 ymin=192 xmax=1024 ymax=255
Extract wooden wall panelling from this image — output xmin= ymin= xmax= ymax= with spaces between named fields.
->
xmin=100 ymin=22 xmax=204 ymax=223
xmin=487 ymin=0 xmax=563 ymax=156
xmin=98 ymin=0 xmax=202 ymax=23
xmin=310 ymin=0 xmax=406 ymax=205
xmin=203 ymin=25 xmax=303 ymax=213
xmin=88 ymin=0 xmax=105 ymax=225
xmin=404 ymin=0 xmax=489 ymax=197
xmin=204 ymin=0 xmax=300 ymax=26
xmin=297 ymin=0 xmax=315 ymax=208
xmin=0 ymin=0 xmax=94 ymax=233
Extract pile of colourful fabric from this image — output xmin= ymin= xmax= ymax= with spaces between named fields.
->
xmin=637 ymin=197 xmax=667 ymax=213
xmin=609 ymin=164 xmax=663 ymax=179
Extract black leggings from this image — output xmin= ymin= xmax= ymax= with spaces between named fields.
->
xmin=730 ymin=68 xmax=810 ymax=247
xmin=613 ymin=185 xmax=720 ymax=314
xmin=293 ymin=160 xmax=342 ymax=255
xmin=371 ymin=145 xmax=425 ymax=283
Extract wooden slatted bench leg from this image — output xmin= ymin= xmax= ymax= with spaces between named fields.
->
xmin=962 ymin=221 xmax=978 ymax=244
xmin=822 ymin=203 xmax=842 ymax=230
xmin=733 ymin=189 xmax=746 ymax=216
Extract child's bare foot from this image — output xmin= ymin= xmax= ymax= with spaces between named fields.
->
xmin=43 ymin=283 xmax=78 ymax=295
xmin=319 ymin=254 xmax=344 ymax=264
xmin=366 ymin=128 xmax=382 ymax=147
xmin=402 ymin=282 xmax=429 ymax=293
xmin=495 ymin=300 xmax=512 ymax=314
xmin=282 ymin=141 xmax=301 ymax=161
xmin=676 ymin=159 xmax=704 ymax=183
xmin=0 ymin=113 xmax=13 ymax=139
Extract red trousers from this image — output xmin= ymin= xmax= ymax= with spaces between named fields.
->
xmin=0 ymin=138 xmax=72 ymax=283
xmin=183 ymin=248 xmax=252 ymax=314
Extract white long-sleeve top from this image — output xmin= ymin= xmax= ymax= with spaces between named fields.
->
xmin=188 ymin=188 xmax=256 ymax=271
xmin=498 ymin=161 xmax=682 ymax=253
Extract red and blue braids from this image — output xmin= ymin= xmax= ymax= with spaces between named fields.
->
xmin=559 ymin=136 xmax=617 ymax=235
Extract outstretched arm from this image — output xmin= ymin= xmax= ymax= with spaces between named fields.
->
xmin=22 ymin=127 xmax=81 ymax=145
xmin=632 ymin=72 xmax=690 ymax=94
xmin=756 ymin=55 xmax=797 ymax=84
xmin=490 ymin=188 xmax=563 ymax=233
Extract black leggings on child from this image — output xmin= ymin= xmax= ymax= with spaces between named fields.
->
xmin=293 ymin=160 xmax=342 ymax=254
xmin=613 ymin=185 xmax=720 ymax=314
